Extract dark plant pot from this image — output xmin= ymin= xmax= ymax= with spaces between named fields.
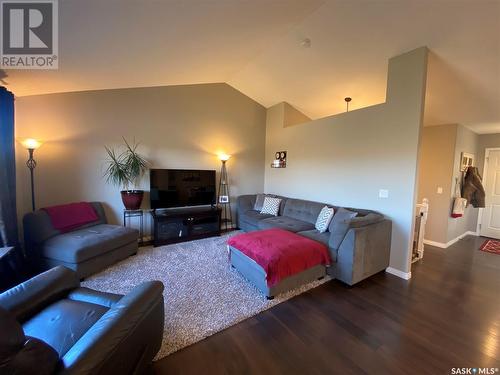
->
xmin=120 ymin=190 xmax=144 ymax=210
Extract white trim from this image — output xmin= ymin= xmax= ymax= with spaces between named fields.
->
xmin=385 ymin=267 xmax=411 ymax=280
xmin=477 ymin=147 xmax=500 ymax=237
xmin=423 ymin=239 xmax=447 ymax=248
xmin=423 ymin=231 xmax=478 ymax=249
xmin=476 ymin=207 xmax=483 ymax=235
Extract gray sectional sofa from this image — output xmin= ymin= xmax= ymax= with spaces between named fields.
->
xmin=23 ymin=202 xmax=139 ymax=278
xmin=237 ymin=194 xmax=392 ymax=285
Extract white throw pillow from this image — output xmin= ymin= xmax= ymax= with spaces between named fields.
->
xmin=260 ymin=197 xmax=281 ymax=216
xmin=315 ymin=206 xmax=335 ymax=233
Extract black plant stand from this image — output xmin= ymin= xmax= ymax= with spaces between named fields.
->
xmin=123 ymin=209 xmax=153 ymax=246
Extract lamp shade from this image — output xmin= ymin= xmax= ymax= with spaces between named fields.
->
xmin=20 ymin=138 xmax=42 ymax=150
xmin=219 ymin=153 xmax=231 ymax=162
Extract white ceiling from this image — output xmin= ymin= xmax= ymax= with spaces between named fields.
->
xmin=3 ymin=0 xmax=500 ymax=133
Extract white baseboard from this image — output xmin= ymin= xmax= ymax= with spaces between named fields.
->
xmin=385 ymin=267 xmax=412 ymax=280
xmin=423 ymin=230 xmax=478 ymax=249
xmin=422 ymin=239 xmax=447 ymax=248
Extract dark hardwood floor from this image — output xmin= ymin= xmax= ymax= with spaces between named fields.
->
xmin=152 ymin=235 xmax=500 ymax=374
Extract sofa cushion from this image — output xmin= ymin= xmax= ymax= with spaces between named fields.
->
xmin=297 ymin=230 xmax=330 ymax=246
xmin=253 ymin=194 xmax=266 ymax=211
xmin=42 ymin=224 xmax=139 ymax=263
xmin=297 ymin=229 xmax=339 ymax=262
xmin=258 ymin=216 xmax=315 ymax=233
xmin=240 ymin=210 xmax=274 ymax=226
xmin=283 ymin=198 xmax=327 ymax=224
xmin=23 ymin=299 xmax=108 ymax=357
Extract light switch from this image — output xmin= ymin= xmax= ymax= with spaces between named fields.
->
xmin=437 ymin=187 xmax=443 ymax=194
xmin=379 ymin=189 xmax=389 ymax=198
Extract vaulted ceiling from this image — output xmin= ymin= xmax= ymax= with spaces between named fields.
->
xmin=3 ymin=0 xmax=499 ymax=133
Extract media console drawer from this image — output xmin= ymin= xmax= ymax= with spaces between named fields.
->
xmin=157 ymin=221 xmax=188 ymax=240
xmin=191 ymin=220 xmax=219 ymax=235
xmin=152 ymin=207 xmax=221 ymax=246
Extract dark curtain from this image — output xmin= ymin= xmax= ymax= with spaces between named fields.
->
xmin=0 ymin=86 xmax=18 ymax=248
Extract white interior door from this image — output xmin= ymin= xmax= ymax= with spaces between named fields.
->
xmin=480 ymin=149 xmax=500 ymax=238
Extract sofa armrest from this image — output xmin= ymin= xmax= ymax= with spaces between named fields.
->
xmin=61 ymin=281 xmax=165 ymax=374
xmin=236 ymin=195 xmax=257 ymax=226
xmin=90 ymin=202 xmax=107 ymax=224
xmin=67 ymin=287 xmax=123 ymax=308
xmin=0 ymin=266 xmax=80 ymax=321
xmin=23 ymin=211 xmax=60 ymax=258
xmin=334 ymin=219 xmax=392 ymax=286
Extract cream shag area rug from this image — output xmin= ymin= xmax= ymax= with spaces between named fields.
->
xmin=82 ymin=232 xmax=330 ymax=360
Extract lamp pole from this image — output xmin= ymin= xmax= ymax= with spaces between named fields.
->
xmin=217 ymin=154 xmax=232 ymax=231
xmin=20 ymin=139 xmax=41 ymax=211
xmin=26 ymin=148 xmax=37 ymax=211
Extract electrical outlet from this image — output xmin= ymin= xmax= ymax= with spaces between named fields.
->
xmin=437 ymin=187 xmax=443 ymax=194
xmin=379 ymin=189 xmax=389 ymax=199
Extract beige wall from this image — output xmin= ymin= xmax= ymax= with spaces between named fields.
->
xmin=264 ymin=48 xmax=428 ymax=275
xmin=417 ymin=125 xmax=457 ymax=244
xmin=15 ymin=83 xmax=267 ymax=232
xmin=282 ymin=102 xmax=311 ymax=127
xmin=418 ymin=124 xmax=479 ymax=245
xmin=447 ymin=125 xmax=479 ymax=241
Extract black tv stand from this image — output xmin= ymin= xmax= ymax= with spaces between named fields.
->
xmin=151 ymin=206 xmax=221 ymax=247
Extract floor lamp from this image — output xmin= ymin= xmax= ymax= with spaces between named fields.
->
xmin=217 ymin=154 xmax=233 ymax=231
xmin=21 ymin=139 xmax=42 ymax=211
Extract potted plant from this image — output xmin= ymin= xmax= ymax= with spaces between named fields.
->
xmin=104 ymin=138 xmax=149 ymax=210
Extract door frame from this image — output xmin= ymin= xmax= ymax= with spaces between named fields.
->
xmin=476 ymin=147 xmax=500 ymax=235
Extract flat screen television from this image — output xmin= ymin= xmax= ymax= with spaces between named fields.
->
xmin=150 ymin=169 xmax=216 ymax=209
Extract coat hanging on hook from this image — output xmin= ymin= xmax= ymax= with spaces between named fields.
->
xmin=462 ymin=167 xmax=485 ymax=208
